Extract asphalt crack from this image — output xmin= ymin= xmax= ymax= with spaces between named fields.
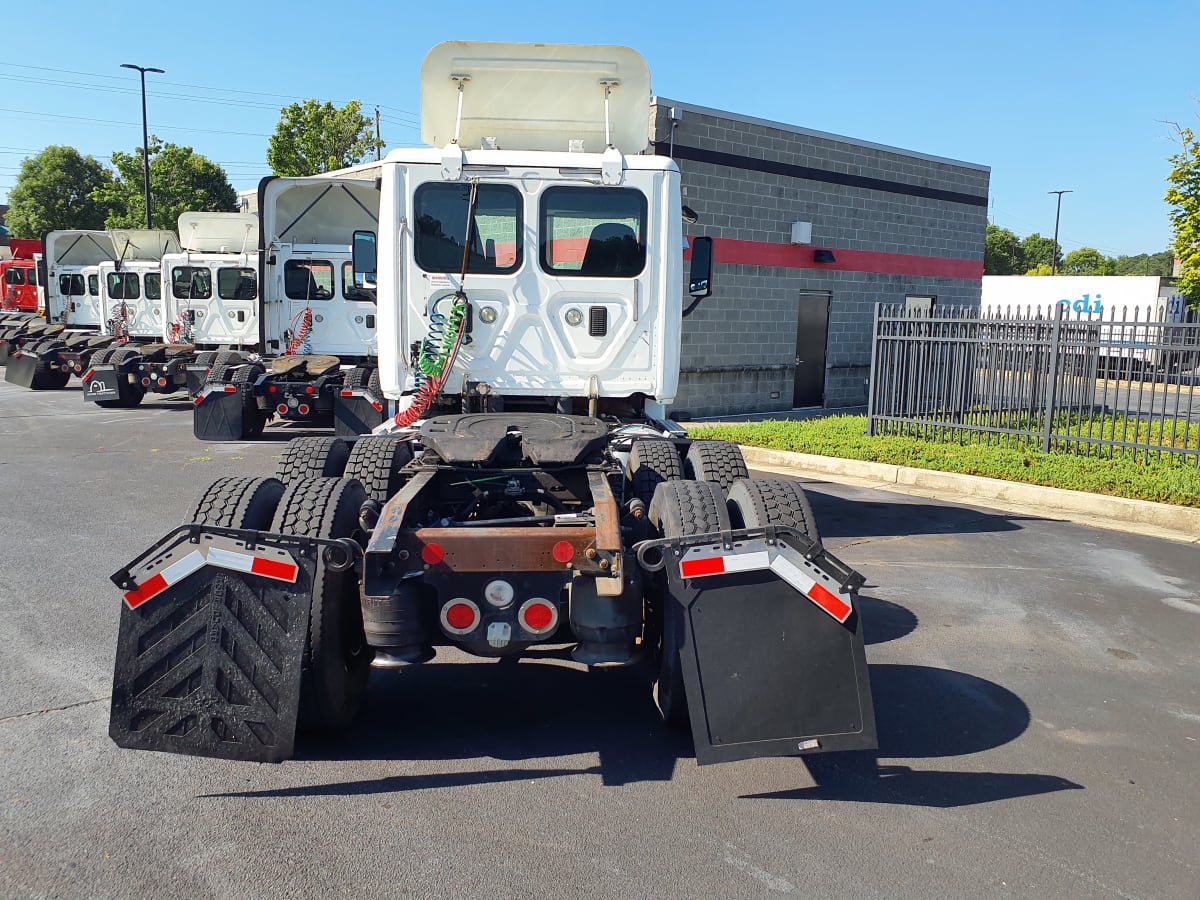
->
xmin=0 ymin=696 xmax=110 ymax=724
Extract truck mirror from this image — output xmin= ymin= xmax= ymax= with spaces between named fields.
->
xmin=688 ymin=236 xmax=713 ymax=299
xmin=353 ymin=230 xmax=377 ymax=284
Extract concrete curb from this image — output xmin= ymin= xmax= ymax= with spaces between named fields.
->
xmin=739 ymin=445 xmax=1200 ymax=545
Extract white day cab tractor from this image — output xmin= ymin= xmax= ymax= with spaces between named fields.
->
xmin=3 ymin=230 xmax=119 ymax=388
xmin=189 ymin=175 xmax=387 ymax=440
xmin=108 ymin=42 xmax=876 ymax=766
xmin=82 ymin=214 xmax=259 ymax=409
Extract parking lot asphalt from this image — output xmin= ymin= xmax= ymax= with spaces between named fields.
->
xmin=1 ymin=380 xmax=1198 ymax=899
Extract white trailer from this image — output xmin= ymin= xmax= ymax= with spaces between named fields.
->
xmin=982 ymin=275 xmax=1189 ymax=369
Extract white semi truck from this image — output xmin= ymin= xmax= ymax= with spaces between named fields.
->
xmin=2 ymin=230 xmax=119 ymax=387
xmin=108 ymin=42 xmax=876 ymax=766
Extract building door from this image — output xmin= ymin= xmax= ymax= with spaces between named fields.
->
xmin=793 ymin=292 xmax=831 ymax=408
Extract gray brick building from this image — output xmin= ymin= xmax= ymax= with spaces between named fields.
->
xmin=650 ymin=99 xmax=990 ymax=416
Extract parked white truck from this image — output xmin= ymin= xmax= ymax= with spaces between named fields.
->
xmin=108 ymin=42 xmax=876 ymax=766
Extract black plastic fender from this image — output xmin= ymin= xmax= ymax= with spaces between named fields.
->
xmin=193 ymin=382 xmax=247 ymax=441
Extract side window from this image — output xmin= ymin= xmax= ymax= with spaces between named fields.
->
xmin=284 ymin=260 xmax=333 ymax=300
xmin=88 ymin=274 xmax=99 ymax=296
xmin=217 ymin=267 xmax=257 ymax=300
xmin=414 ymin=183 xmax=522 ymax=274
xmin=342 ymin=262 xmax=375 ymax=303
xmin=144 ymin=272 xmax=162 ymax=301
xmin=107 ymin=272 xmax=140 ymax=300
xmin=540 ymin=186 xmax=647 ymax=277
xmin=172 ymin=267 xmax=212 ymax=300
xmin=27 ymin=266 xmax=37 ymax=286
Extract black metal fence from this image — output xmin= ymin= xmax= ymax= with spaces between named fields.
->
xmin=867 ymin=303 xmax=1200 ymax=466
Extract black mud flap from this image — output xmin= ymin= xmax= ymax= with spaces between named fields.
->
xmin=109 ymin=529 xmax=318 ymax=762
xmin=333 ymin=390 xmax=386 ymax=437
xmin=82 ymin=364 xmax=121 ymax=402
xmin=655 ymin=529 xmax=876 ymax=765
xmin=3 ymin=349 xmax=37 ymax=387
xmin=0 ymin=341 xmax=10 ymax=365
xmin=193 ymin=384 xmax=245 ymax=440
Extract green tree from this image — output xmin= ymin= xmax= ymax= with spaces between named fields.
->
xmin=1112 ymin=250 xmax=1174 ymax=276
xmin=1020 ymin=232 xmax=1059 ymax=273
xmin=1062 ymin=247 xmax=1112 ymax=275
xmin=1165 ymin=125 xmax=1200 ymax=306
xmin=4 ymin=145 xmax=113 ymax=237
xmin=93 ymin=137 xmax=237 ymax=230
xmin=984 ymin=224 xmax=1023 ymax=275
xmin=266 ymin=99 xmax=383 ymax=176
xmin=1025 ymin=262 xmax=1054 ymax=276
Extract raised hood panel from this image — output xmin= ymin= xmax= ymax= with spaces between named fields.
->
xmin=421 ymin=42 xmax=650 ymax=153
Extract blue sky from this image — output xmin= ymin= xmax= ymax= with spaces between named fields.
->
xmin=2 ymin=0 xmax=1196 ymax=257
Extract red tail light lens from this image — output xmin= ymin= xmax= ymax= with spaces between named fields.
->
xmin=519 ymin=599 xmax=558 ymax=636
xmin=441 ymin=599 xmax=480 ymax=635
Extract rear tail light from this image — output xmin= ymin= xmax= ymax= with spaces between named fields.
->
xmin=276 ymin=404 xmax=288 ymax=415
xmin=158 ymin=378 xmax=167 ymax=386
xmin=297 ymin=403 xmax=310 ymax=415
xmin=518 ymin=598 xmax=558 ymax=636
xmin=441 ymin=599 xmax=481 ymax=635
xmin=141 ymin=377 xmax=151 ymax=386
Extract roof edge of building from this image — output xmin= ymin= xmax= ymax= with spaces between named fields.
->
xmin=652 ymin=96 xmax=990 ymax=174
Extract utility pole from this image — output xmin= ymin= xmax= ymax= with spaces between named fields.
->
xmin=1048 ymin=189 xmax=1072 ymax=275
xmin=121 ymin=63 xmax=165 ymax=230
xmin=375 ymin=106 xmax=382 ymax=162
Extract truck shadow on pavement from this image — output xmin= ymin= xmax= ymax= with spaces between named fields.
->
xmin=802 ymin=486 xmax=1035 ymax=539
xmin=216 ymin=645 xmax=1077 ymax=807
xmin=743 ymin=663 xmax=1083 ymax=807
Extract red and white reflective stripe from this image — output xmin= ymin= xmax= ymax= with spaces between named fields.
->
xmin=206 ymin=547 xmax=299 ymax=582
xmin=123 ymin=547 xmax=299 ymax=610
xmin=679 ymin=548 xmax=854 ymax=624
xmin=123 ymin=550 xmax=205 ymax=609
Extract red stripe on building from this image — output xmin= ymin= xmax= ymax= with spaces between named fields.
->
xmin=808 ymin=582 xmax=853 ymax=622
xmin=680 ymin=556 xmax=726 ymax=578
xmin=250 ymin=556 xmax=299 ymax=582
xmin=124 ymin=573 xmax=167 ymax=609
xmin=686 ymin=237 xmax=981 ymax=280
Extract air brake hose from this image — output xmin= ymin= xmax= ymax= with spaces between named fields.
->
xmin=393 ymin=179 xmax=479 ymax=427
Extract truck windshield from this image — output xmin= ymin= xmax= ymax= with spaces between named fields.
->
xmin=414 ymin=183 xmax=521 ymax=274
xmin=5 ymin=268 xmax=24 ymax=285
xmin=540 ymin=186 xmax=646 ymax=277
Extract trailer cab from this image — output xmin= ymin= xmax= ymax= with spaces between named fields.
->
xmin=160 ymin=213 xmax=259 ymax=349
xmin=1 ymin=239 xmax=42 ymax=312
xmin=43 ymin=231 xmax=117 ymax=329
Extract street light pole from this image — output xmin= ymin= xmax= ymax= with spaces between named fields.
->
xmin=121 ymin=63 xmax=165 ymax=230
xmin=1048 ymin=189 xmax=1072 ymax=276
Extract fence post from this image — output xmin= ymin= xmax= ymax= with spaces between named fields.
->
xmin=1042 ymin=303 xmax=1064 ymax=453
xmin=867 ymin=303 xmax=882 ymax=435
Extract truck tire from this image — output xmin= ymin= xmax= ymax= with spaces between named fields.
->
xmin=90 ymin=347 xmax=114 ymax=366
xmin=232 ymin=363 xmax=268 ymax=439
xmin=343 ymin=436 xmax=414 ymax=502
xmin=342 ymin=365 xmax=371 ymax=390
xmin=276 ymin=436 xmax=350 ymax=484
xmin=95 ymin=347 xmax=146 ymax=408
xmin=725 ymin=478 xmax=820 ymax=542
xmin=184 ymin=476 xmax=285 ymax=529
xmin=207 ymin=350 xmax=242 ymax=377
xmin=270 ymin=477 xmax=370 ymax=730
xmin=647 ymin=479 xmax=731 ymax=728
xmin=627 ymin=439 xmax=682 ymax=506
xmin=684 ymin=440 xmax=748 ymax=492
xmin=30 ymin=342 xmax=70 ymax=390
